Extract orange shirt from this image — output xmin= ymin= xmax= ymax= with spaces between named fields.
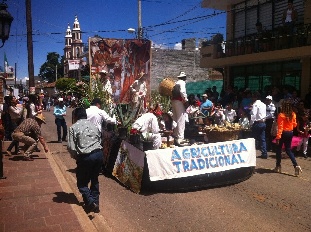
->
xmin=276 ymin=112 xmax=297 ymax=139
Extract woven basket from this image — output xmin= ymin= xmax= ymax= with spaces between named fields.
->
xmin=206 ymin=130 xmax=240 ymax=143
xmin=159 ymin=78 xmax=175 ymax=97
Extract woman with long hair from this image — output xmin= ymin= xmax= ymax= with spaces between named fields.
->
xmin=275 ymin=99 xmax=302 ymax=176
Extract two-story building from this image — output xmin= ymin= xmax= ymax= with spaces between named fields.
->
xmin=200 ymin=0 xmax=311 ymax=97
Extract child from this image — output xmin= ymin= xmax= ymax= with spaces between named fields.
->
xmin=238 ymin=110 xmax=250 ymax=139
xmin=211 ymin=103 xmax=224 ymax=125
xmin=296 ymin=113 xmax=310 ymax=158
xmin=223 ymin=102 xmax=237 ymax=123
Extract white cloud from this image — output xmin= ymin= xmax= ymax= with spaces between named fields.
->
xmin=174 ymin=43 xmax=182 ymax=50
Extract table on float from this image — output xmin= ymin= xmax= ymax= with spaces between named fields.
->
xmin=110 ymin=138 xmax=256 ymax=193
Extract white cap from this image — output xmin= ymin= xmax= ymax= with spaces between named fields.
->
xmin=58 ymin=98 xmax=64 ymax=101
xmin=266 ymin=95 xmax=273 ymax=100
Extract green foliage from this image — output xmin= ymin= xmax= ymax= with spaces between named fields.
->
xmin=39 ymin=52 xmax=63 ymax=82
xmin=116 ymin=104 xmax=139 ymax=129
xmin=150 ymin=90 xmax=171 ymax=113
xmin=55 ymin=78 xmax=76 ymax=92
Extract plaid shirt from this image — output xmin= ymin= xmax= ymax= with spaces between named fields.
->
xmin=14 ymin=118 xmax=41 ymax=139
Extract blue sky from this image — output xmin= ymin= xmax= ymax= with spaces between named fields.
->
xmin=2 ymin=0 xmax=225 ymax=80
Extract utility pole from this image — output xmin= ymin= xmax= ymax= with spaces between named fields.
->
xmin=26 ymin=0 xmax=35 ymax=94
xmin=138 ymin=0 xmax=143 ymax=39
xmin=55 ymin=64 xmax=57 ymax=81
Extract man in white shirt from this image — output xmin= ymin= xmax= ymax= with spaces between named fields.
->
xmin=171 ymin=71 xmax=188 ymax=146
xmin=250 ymin=92 xmax=268 ymax=159
xmin=265 ymin=95 xmax=276 ymax=151
xmin=86 ymin=98 xmax=117 ymax=133
xmin=132 ymin=111 xmax=162 ymax=150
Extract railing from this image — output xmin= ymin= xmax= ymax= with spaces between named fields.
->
xmin=203 ymin=23 xmax=311 ymax=59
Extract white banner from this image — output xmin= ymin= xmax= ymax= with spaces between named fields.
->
xmin=145 ymin=138 xmax=256 ymax=181
xmin=68 ymin=60 xmax=80 ymax=70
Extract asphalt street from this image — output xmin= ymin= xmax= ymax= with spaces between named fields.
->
xmin=42 ymin=107 xmax=311 ymax=232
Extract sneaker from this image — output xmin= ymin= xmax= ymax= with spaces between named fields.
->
xmin=6 ymin=150 xmax=13 ymax=156
xmin=294 ymin=166 xmax=302 ymax=176
xmin=273 ymin=166 xmax=281 ymax=173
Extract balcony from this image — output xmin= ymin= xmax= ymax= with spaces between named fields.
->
xmin=200 ymin=24 xmax=311 ymax=68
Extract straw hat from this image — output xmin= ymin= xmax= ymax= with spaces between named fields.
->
xmin=177 ymin=71 xmax=187 ymax=78
xmin=35 ymin=114 xmax=46 ymax=124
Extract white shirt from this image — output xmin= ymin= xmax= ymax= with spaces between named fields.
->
xmin=266 ymin=102 xmax=276 ymax=119
xmin=132 ymin=113 xmax=160 ymax=134
xmin=175 ymin=79 xmax=188 ymax=101
xmin=103 ymin=80 xmax=113 ymax=95
xmin=86 ymin=105 xmax=117 ymax=132
xmin=130 ymin=80 xmax=147 ymax=98
xmin=250 ymin=100 xmax=266 ymax=125
xmin=224 ymin=108 xmax=237 ymax=123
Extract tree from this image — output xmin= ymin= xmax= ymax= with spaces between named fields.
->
xmin=39 ymin=52 xmax=64 ymax=83
xmin=55 ymin=78 xmax=76 ymax=92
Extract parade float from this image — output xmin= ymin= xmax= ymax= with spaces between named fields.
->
xmin=69 ymin=37 xmax=256 ymax=194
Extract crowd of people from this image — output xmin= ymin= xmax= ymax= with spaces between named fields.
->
xmin=1 ymin=69 xmax=309 ymax=211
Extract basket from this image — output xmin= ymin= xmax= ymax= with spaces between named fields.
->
xmin=206 ymin=130 xmax=240 ymax=143
xmin=159 ymin=78 xmax=175 ymax=97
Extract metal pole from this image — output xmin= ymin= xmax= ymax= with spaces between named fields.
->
xmin=55 ymin=64 xmax=57 ymax=81
xmin=14 ymin=62 xmax=17 ymax=85
xmin=138 ymin=0 xmax=142 ymax=39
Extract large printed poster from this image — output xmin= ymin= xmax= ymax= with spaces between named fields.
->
xmin=89 ymin=37 xmax=151 ymax=103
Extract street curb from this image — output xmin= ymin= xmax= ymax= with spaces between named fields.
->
xmin=46 ymin=146 xmax=112 ymax=232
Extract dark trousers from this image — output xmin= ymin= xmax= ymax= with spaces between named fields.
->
xmin=276 ymin=131 xmax=297 ymax=167
xmin=252 ymin=121 xmax=267 ymax=157
xmin=55 ymin=118 xmax=67 ymax=141
xmin=76 ymin=150 xmax=103 ymax=206
xmin=265 ymin=118 xmax=274 ymax=151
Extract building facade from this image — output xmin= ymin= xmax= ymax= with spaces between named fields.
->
xmin=63 ymin=16 xmax=84 ymax=79
xmin=200 ymin=0 xmax=311 ymax=97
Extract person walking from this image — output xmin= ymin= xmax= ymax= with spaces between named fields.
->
xmin=11 ymin=114 xmax=49 ymax=161
xmin=6 ymin=97 xmax=24 ymax=156
xmin=265 ymin=95 xmax=276 ymax=151
xmin=295 ymin=113 xmax=310 ymax=158
xmin=67 ymin=107 xmax=103 ymax=213
xmin=250 ymin=92 xmax=268 ymax=159
xmin=53 ymin=98 xmax=67 ymax=143
xmin=274 ymin=100 xmax=302 ymax=176
xmin=46 ymin=96 xmax=52 ymax=112
xmin=171 ymin=71 xmax=188 ymax=146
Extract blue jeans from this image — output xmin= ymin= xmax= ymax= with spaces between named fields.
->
xmin=276 ymin=131 xmax=297 ymax=167
xmin=76 ymin=150 xmax=103 ymax=206
xmin=251 ymin=122 xmax=267 ymax=157
xmin=55 ymin=118 xmax=67 ymax=141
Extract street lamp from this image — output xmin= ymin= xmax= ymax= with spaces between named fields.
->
xmin=0 ymin=1 xmax=13 ymax=48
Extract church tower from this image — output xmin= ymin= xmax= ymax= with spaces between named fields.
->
xmin=63 ymin=15 xmax=84 ymax=78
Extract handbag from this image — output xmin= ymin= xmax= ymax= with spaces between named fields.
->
xmin=271 ymin=119 xmax=278 ymax=136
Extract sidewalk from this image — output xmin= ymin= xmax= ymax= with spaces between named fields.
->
xmin=0 ymin=108 xmax=98 ymax=232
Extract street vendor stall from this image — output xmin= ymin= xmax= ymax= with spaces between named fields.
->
xmin=111 ymin=138 xmax=256 ymax=193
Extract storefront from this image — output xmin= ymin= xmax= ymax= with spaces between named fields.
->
xmin=231 ymin=60 xmax=301 ymax=93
